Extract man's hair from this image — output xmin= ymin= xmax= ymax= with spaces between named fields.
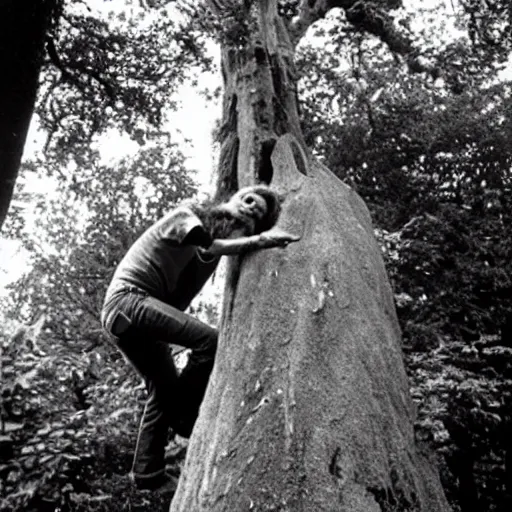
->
xmin=191 ymin=185 xmax=283 ymax=240
xmin=245 ymin=185 xmax=282 ymax=234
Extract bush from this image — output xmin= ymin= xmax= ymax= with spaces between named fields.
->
xmin=0 ymin=324 xmax=185 ymax=511
xmin=408 ymin=335 xmax=512 ymax=512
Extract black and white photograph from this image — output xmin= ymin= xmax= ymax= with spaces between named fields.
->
xmin=0 ymin=1 xmax=511 ymax=511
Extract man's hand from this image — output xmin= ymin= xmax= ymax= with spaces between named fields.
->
xmin=258 ymin=227 xmax=301 ymax=249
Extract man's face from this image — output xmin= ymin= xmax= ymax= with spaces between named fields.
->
xmin=221 ymin=189 xmax=268 ymax=234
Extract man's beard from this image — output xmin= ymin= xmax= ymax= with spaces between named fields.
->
xmin=194 ymin=204 xmax=252 ymax=240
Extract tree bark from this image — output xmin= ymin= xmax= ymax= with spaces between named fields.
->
xmin=171 ymin=2 xmax=451 ymax=510
xmin=0 ymin=0 xmax=53 ymax=230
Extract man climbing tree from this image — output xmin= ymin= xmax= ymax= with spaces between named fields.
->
xmin=170 ymin=1 xmax=452 ymax=511
xmin=101 ymin=185 xmax=299 ymax=492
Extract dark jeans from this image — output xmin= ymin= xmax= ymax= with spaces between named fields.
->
xmin=102 ymin=288 xmax=217 ymax=484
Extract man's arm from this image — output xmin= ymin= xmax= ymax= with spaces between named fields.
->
xmin=204 ymin=227 xmax=300 ymax=257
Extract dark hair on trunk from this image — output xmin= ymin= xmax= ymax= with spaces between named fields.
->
xmin=191 ymin=185 xmax=283 ymax=240
xmin=190 ymin=200 xmax=247 ymax=240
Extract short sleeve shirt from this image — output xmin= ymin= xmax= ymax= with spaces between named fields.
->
xmin=103 ymin=206 xmax=219 ymax=311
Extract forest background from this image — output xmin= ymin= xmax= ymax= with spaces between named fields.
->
xmin=0 ymin=0 xmax=511 ymax=511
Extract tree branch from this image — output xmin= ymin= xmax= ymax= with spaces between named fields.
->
xmin=289 ymin=0 xmax=346 ymax=46
xmin=289 ymin=0 xmax=438 ymax=78
xmin=46 ymin=36 xmax=116 ymax=99
xmin=46 ymin=36 xmax=86 ymax=92
xmin=344 ymin=1 xmax=437 ymax=76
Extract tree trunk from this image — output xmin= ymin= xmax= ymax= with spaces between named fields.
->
xmin=0 ymin=0 xmax=53 ymax=230
xmin=171 ymin=2 xmax=450 ymax=511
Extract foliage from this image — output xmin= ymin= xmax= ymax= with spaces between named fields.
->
xmin=374 ymin=186 xmax=511 ymax=349
xmin=408 ymin=335 xmax=512 ymax=512
xmin=1 ymin=0 xmax=223 ymax=506
xmin=0 ymin=318 xmax=185 ymax=511
xmin=38 ymin=0 xmax=213 ymax=168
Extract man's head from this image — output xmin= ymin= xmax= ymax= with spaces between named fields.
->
xmin=193 ymin=185 xmax=282 ymax=241
xmin=220 ymin=185 xmax=282 ymax=235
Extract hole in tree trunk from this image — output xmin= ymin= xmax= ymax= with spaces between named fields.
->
xmin=215 ymin=134 xmax=239 ymax=201
xmin=254 ymin=46 xmax=267 ymax=65
xmin=258 ymin=138 xmax=276 ymax=185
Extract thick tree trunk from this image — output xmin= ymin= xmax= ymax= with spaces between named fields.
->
xmin=0 ymin=0 xmax=53 ymax=230
xmin=171 ymin=2 xmax=450 ymax=510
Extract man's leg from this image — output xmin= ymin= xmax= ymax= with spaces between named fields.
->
xmin=109 ymin=292 xmax=218 ymax=475
xmin=117 ymin=334 xmax=180 ymax=487
xmin=129 ymin=295 xmax=218 ymax=437
xmin=174 ymin=349 xmax=216 ymax=437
